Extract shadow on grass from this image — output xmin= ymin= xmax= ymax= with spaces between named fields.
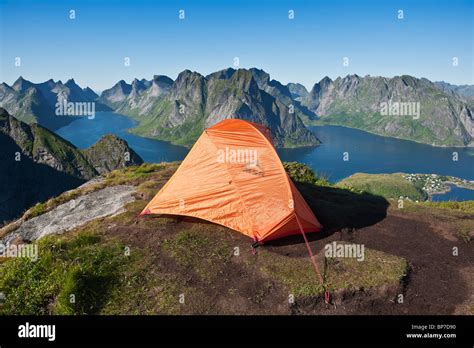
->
xmin=267 ymin=181 xmax=389 ymax=246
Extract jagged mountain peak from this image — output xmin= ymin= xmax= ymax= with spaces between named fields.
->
xmin=131 ymin=78 xmax=147 ymax=90
xmin=65 ymin=78 xmax=79 ymax=87
xmin=206 ymin=67 xmax=236 ymax=80
xmin=248 ymin=67 xmax=271 ymax=86
xmin=116 ymin=80 xmax=131 ymax=88
xmin=152 ymin=75 xmax=173 ymax=85
xmin=172 ymin=70 xmax=206 ymax=95
xmin=230 ymin=69 xmax=259 ymax=90
xmin=320 ymin=76 xmax=333 ymax=84
xmin=0 ymin=82 xmax=14 ymax=91
xmin=287 ymin=83 xmax=309 ymax=99
xmin=175 ymin=69 xmax=204 ymax=81
xmin=12 ymin=76 xmax=34 ymax=92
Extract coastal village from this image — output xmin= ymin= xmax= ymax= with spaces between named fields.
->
xmin=402 ymin=173 xmax=474 ymax=198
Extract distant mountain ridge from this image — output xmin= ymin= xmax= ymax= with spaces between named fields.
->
xmin=2 ymin=70 xmax=474 ymax=147
xmin=301 ymin=75 xmax=474 ymax=147
xmin=435 ymin=81 xmax=474 ymax=98
xmin=434 ymin=81 xmax=474 ymax=110
xmin=0 ymin=77 xmax=109 ymax=130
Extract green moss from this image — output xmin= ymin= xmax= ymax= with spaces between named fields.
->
xmin=104 ymin=162 xmax=171 ymax=186
xmin=28 ymin=202 xmax=46 ymax=218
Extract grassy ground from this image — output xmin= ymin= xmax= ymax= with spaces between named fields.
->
xmin=0 ymin=229 xmax=125 ymax=315
xmin=0 ymin=163 xmax=412 ymax=315
xmin=393 ymin=200 xmax=474 ymax=243
xmin=337 ymin=173 xmax=427 ymax=201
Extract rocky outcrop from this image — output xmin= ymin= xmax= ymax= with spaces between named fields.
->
xmin=82 ymin=134 xmax=143 ymax=174
xmin=2 ymin=185 xmax=136 ymax=243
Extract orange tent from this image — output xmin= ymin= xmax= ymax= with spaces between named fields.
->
xmin=140 ymin=119 xmax=322 ymax=243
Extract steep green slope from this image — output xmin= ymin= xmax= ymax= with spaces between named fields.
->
xmin=303 ymin=75 xmax=474 ymax=146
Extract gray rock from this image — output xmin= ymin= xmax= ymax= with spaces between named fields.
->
xmin=2 ymin=185 xmax=136 ymax=243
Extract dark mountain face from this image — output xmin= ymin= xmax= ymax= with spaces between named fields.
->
xmin=64 ymin=79 xmax=98 ymax=102
xmin=0 ymin=108 xmax=143 ymax=224
xmin=12 ymin=76 xmax=34 ymax=93
xmin=0 ymin=131 xmax=85 ymax=224
xmin=287 ymin=83 xmax=309 ymax=100
xmin=83 ymin=87 xmax=99 ymax=101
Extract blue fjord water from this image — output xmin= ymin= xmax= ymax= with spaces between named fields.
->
xmin=56 ymin=112 xmax=188 ymax=162
xmin=56 ymin=112 xmax=474 ymax=201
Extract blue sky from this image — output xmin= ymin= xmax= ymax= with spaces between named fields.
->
xmin=1 ymin=0 xmax=472 ymax=91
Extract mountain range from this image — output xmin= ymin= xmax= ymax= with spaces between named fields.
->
xmin=301 ymin=75 xmax=474 ymax=147
xmin=0 ymin=77 xmax=110 ymax=130
xmin=98 ymin=68 xmax=318 ymax=147
xmin=1 ymin=69 xmax=473 ymax=147
xmin=0 ymin=107 xmax=142 ymax=223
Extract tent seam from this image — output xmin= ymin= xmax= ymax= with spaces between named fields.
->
xmin=203 ymin=131 xmax=257 ymax=239
xmin=243 ymin=122 xmax=295 ymax=212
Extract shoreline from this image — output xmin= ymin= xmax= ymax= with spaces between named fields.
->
xmin=310 ymin=122 xmax=474 ymax=149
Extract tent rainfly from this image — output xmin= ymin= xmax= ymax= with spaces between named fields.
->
xmin=140 ymin=119 xmax=322 ymax=243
